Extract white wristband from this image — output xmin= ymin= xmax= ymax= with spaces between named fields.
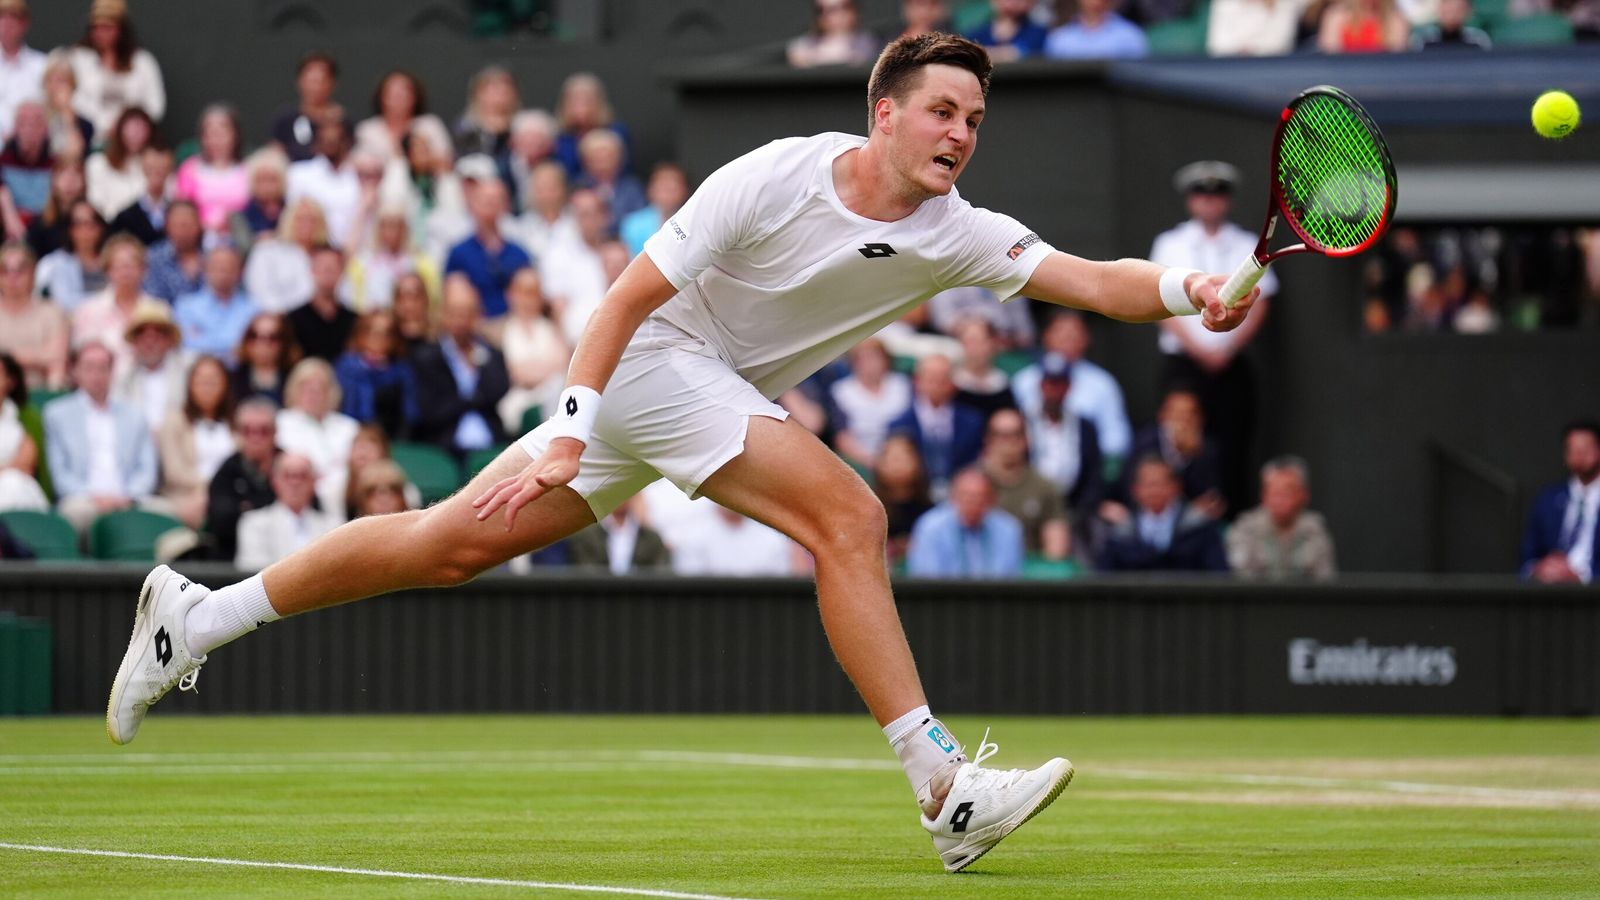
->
xmin=545 ymin=385 xmax=601 ymax=445
xmin=1159 ymin=267 xmax=1202 ymax=317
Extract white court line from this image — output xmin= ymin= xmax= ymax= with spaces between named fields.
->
xmin=0 ymin=843 xmax=765 ymax=900
xmin=1092 ymin=767 xmax=1591 ymax=805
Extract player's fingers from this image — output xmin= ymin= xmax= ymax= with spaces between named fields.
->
xmin=502 ymin=483 xmax=546 ymax=531
xmin=472 ymin=476 xmax=518 ymax=509
xmin=474 ymin=479 xmax=521 ymax=521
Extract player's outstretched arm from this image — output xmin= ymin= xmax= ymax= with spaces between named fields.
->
xmin=1020 ymin=251 xmax=1258 ymax=332
xmin=472 ymin=253 xmax=679 ymax=528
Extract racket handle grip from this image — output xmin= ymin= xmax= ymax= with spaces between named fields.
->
xmin=1221 ymin=256 xmax=1267 ymax=309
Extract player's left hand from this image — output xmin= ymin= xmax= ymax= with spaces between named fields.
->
xmin=472 ymin=437 xmax=584 ymax=531
xmin=1191 ymin=273 xmax=1257 ymax=333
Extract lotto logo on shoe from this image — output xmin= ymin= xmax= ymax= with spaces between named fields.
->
xmin=949 ymin=801 xmax=975 ymax=833
xmin=154 ymin=627 xmax=172 ymax=666
xmin=927 ymin=726 xmax=956 ymax=754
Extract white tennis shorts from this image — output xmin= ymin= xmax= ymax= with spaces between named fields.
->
xmin=516 ymin=320 xmax=789 ymax=519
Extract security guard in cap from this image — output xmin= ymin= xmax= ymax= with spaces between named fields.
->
xmin=1148 ymin=161 xmax=1276 ymax=518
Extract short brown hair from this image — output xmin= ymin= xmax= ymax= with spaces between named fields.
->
xmin=866 ymin=34 xmax=992 ymax=133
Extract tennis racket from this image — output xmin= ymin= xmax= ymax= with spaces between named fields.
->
xmin=1221 ymin=85 xmax=1397 ymax=308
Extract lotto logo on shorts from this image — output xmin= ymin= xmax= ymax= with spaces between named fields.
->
xmin=927 ymin=726 xmax=956 ymax=754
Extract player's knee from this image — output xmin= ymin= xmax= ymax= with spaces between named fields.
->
xmin=805 ymin=493 xmax=887 ymax=559
xmin=408 ymin=509 xmax=499 ymax=586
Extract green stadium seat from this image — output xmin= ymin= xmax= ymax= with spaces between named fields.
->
xmin=1470 ymin=0 xmax=1509 ymax=29
xmin=1146 ymin=17 xmax=1208 ymax=56
xmin=1491 ymin=13 xmax=1574 ymax=45
xmin=88 ymin=509 xmax=187 ymax=562
xmin=519 ymin=404 xmax=543 ymax=435
xmin=28 ymin=388 xmax=70 ymax=410
xmin=465 ymin=445 xmax=510 ymax=478
xmin=0 ymin=510 xmax=81 ymax=560
xmin=1022 ymin=555 xmax=1081 ymax=580
xmin=391 ymin=442 xmax=463 ymax=506
xmin=995 ymin=350 xmax=1035 ymax=377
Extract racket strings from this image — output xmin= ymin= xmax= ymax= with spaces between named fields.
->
xmin=1277 ymin=96 xmax=1390 ymax=251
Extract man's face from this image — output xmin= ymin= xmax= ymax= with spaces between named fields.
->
xmin=106 ymin=245 xmax=145 ymax=293
xmin=914 ymin=355 xmax=956 ymax=405
xmin=0 ymin=11 xmax=27 ymax=51
xmin=530 ymin=164 xmax=567 ymax=213
xmin=206 ymin=248 xmax=242 ymax=295
xmin=1565 ymin=430 xmax=1600 ymax=482
xmin=0 ymin=249 xmax=32 ymax=300
xmin=1261 ymin=469 xmax=1307 ymax=528
xmin=310 ymin=249 xmax=343 ymax=294
xmin=142 ymin=149 xmax=174 ymax=193
xmin=572 ymin=190 xmax=610 ymax=246
xmin=298 ymin=61 xmax=335 ymax=107
xmin=647 ymin=168 xmax=690 ymax=215
xmin=511 ymin=121 xmax=553 ymax=163
xmin=236 ymin=409 xmax=276 ymax=462
xmin=272 ymin=455 xmax=318 ymax=512
xmin=950 ymin=471 xmax=993 ymax=529
xmin=983 ymin=410 xmax=1028 ymax=468
xmin=882 ymin=64 xmax=983 ymax=200
xmin=1132 ymin=461 xmax=1180 ymax=515
xmin=12 ymin=103 xmax=44 ymax=148
xmin=315 ymin=120 xmax=350 ymax=162
xmin=252 ymin=164 xmax=284 ymax=203
xmin=956 ymin=320 xmax=994 ymax=368
xmin=166 ymin=207 xmax=201 ymax=250
xmin=1040 ymin=374 xmax=1069 ymax=415
xmin=1185 ymin=191 xmax=1231 ymax=227
xmin=73 ymin=345 xmax=114 ymax=401
xmin=130 ymin=325 xmax=173 ymax=368
xmin=470 ymin=181 xmax=507 ymax=229
xmin=440 ymin=285 xmax=480 ymax=340
xmin=1160 ymin=391 xmax=1203 ymax=437
xmin=1044 ymin=315 xmax=1088 ymax=360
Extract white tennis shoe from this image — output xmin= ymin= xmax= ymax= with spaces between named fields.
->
xmin=921 ymin=729 xmax=1074 ymax=873
xmin=106 ymin=565 xmax=209 ymax=745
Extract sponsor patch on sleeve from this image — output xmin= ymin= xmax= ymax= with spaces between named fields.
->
xmin=1006 ymin=232 xmax=1040 ymax=260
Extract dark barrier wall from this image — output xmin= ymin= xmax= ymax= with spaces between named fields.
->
xmin=4 ymin=567 xmax=1595 ymax=717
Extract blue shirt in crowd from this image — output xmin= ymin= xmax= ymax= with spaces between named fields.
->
xmin=143 ymin=241 xmax=205 ymax=302
xmin=1044 ymin=15 xmax=1150 ymax=59
xmin=965 ymin=20 xmax=1050 ymax=58
xmin=173 ymin=287 xmax=258 ymax=364
xmin=443 ymin=234 xmax=533 ymax=319
xmin=906 ymin=504 xmax=1025 ymax=579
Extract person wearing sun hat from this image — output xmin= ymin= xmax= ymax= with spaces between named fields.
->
xmin=66 ymin=0 xmax=166 ymax=139
xmin=114 ymin=300 xmax=188 ymax=434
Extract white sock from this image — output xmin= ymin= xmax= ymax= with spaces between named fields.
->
xmin=883 ymin=705 xmax=932 ymax=745
xmin=885 ymin=706 xmax=966 ymax=814
xmin=184 ymin=574 xmax=280 ymax=657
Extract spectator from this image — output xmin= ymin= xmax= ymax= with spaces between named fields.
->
xmin=391 ymin=271 xmax=435 ymax=352
xmin=1208 ymin=0 xmax=1309 ymax=55
xmin=1227 ymin=455 xmax=1337 ymax=580
xmin=0 ymin=0 xmax=46 ymax=141
xmin=0 ymin=242 xmax=67 ymax=389
xmin=788 ymin=0 xmax=882 ymax=67
xmin=174 ymin=104 xmax=249 ymax=235
xmin=204 ymin=397 xmax=278 ymax=561
xmin=388 ymin=126 xmax=467 ymax=261
xmin=907 ymin=467 xmax=1025 ymax=578
xmin=107 ymin=144 xmax=173 ymax=246
xmin=927 ymin=285 xmax=1035 ymax=349
xmin=1124 ymin=387 xmax=1224 ymax=517
xmin=888 ymin=353 xmax=986 ymax=497
xmin=543 ymin=187 xmax=609 ymax=344
xmin=72 ymin=234 xmax=164 ymax=374
xmin=226 ymin=148 xmax=288 ymax=256
xmin=1012 ymin=311 xmax=1132 ymax=463
xmin=499 ymin=109 xmax=557 ymax=215
xmin=231 ymin=312 xmax=299 ymax=407
xmin=243 ymin=196 xmax=324 ymax=313
xmin=874 ymin=433 xmax=933 ymax=567
xmin=173 ymin=245 xmax=255 ymax=364
xmin=287 ymin=116 xmax=364 ymax=250
xmin=154 ymin=354 xmax=234 ymax=528
xmin=566 ymin=497 xmax=671 ymax=573
xmin=286 ymin=243 xmax=356 ymax=362
xmin=443 ymin=178 xmax=531 ymax=320
xmin=23 ymin=156 xmax=88 ymax=261
xmin=1024 ymin=358 xmax=1105 ymax=524
xmin=0 ymin=350 xmax=47 ymax=511
xmin=112 ymin=302 xmax=186 ymax=433
xmin=43 ymin=340 xmax=158 ymax=533
xmin=0 ymin=100 xmax=50 ymax=239
xmin=1150 ymin=161 xmax=1273 ymax=514
xmin=141 ymin=198 xmax=204 ymax=302
xmin=515 ymin=160 xmax=578 ymax=263
xmin=895 ymin=0 xmax=951 ymax=39
xmin=490 ymin=266 xmax=569 ymax=434
xmin=345 ymin=202 xmax=439 ymax=313
xmin=1045 ymin=0 xmax=1150 ymax=57
xmin=334 ymin=310 xmax=416 ymax=437
xmin=454 ymin=65 xmax=519 ymax=160
xmin=270 ymin=51 xmax=340 ymax=164
xmin=275 ymin=356 xmax=358 ymax=505
xmin=965 ymin=0 xmax=1049 ymax=61
xmin=332 ymin=423 xmax=416 ymax=520
xmin=341 ymin=149 xmax=389 ymax=255
xmin=1098 ymin=455 xmax=1229 ymax=573
xmin=410 ymin=276 xmax=509 ymax=457
xmin=350 ymin=457 xmax=411 ymax=518
xmin=950 ymin=317 xmax=1015 ymax=420
xmin=672 ymin=504 xmax=800 ymax=576
xmin=575 ymin=128 xmax=646 ymax=224
xmin=40 ymin=52 xmax=94 ymax=162
xmin=553 ymin=73 xmax=629 ymax=181
xmin=354 ymin=70 xmax=450 ymax=167
xmin=234 ymin=451 xmax=336 ymax=571
xmin=1412 ymin=0 xmax=1491 ymax=48
xmin=1317 ymin=0 xmax=1410 ymax=51
xmin=1521 ymin=421 xmax=1600 ymax=585
xmin=85 ymin=105 xmax=155 ymax=220
xmin=980 ymin=408 xmax=1070 ymax=561
xmin=619 ymin=162 xmax=689 ymax=258
xmin=831 ymin=337 xmax=912 ymax=470
xmin=34 ymin=199 xmax=106 ymax=312
xmin=66 ymin=0 xmax=165 ymax=140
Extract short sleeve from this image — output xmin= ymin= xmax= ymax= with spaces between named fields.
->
xmin=940 ymin=204 xmax=1055 ymax=301
xmin=643 ymin=141 xmax=790 ymax=291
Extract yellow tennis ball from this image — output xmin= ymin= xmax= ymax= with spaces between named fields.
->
xmin=1532 ymin=91 xmax=1580 ymax=139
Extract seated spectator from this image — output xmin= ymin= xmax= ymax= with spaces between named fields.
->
xmin=387 ymin=126 xmax=467 ymax=262
xmin=43 ymin=340 xmax=158 ymax=533
xmin=927 ymin=285 xmax=1035 ymax=349
xmin=276 ymin=355 xmax=358 ymax=506
xmin=40 ymin=51 xmax=93 ymax=161
xmin=1227 ymin=455 xmax=1337 ymax=580
xmin=231 ymin=312 xmax=300 ymax=407
xmin=173 ymin=245 xmax=254 ymax=364
xmin=1317 ymin=0 xmax=1410 ymax=51
xmin=72 ymin=234 xmax=166 ymax=374
xmin=86 ymin=105 xmax=156 ymax=220
xmin=980 ymin=409 xmax=1070 ymax=561
xmin=24 ymin=156 xmax=87 ymax=259
xmin=895 ymin=0 xmax=951 ymax=40
xmin=874 ymin=433 xmax=933 ymax=567
xmin=333 ymin=422 xmax=418 ymax=520
xmin=1411 ymin=0 xmax=1491 ymax=48
xmin=1123 ymin=386 xmax=1223 ymax=518
xmin=1024 ymin=359 xmax=1106 ymax=522
xmin=499 ymin=109 xmax=557 ymax=215
xmin=286 ymin=243 xmax=356 ymax=361
xmin=341 ymin=149 xmax=390 ymax=253
xmin=907 ymin=467 xmax=1025 ymax=578
xmin=965 ymin=0 xmax=1049 ymax=61
xmin=1208 ymin=0 xmax=1309 ymax=55
xmin=33 ymin=199 xmax=106 ymax=312
xmin=788 ymin=0 xmax=881 ymax=67
xmin=574 ymin=128 xmax=645 ymax=223
xmin=226 ymin=148 xmax=288 ymax=256
xmin=391 ymin=271 xmax=436 ymax=352
xmin=672 ymin=504 xmax=800 ymax=576
xmin=113 ymin=302 xmax=186 ymax=433
xmin=0 ymin=0 xmax=46 ymax=142
xmin=1045 ymin=0 xmax=1150 ymax=58
xmin=951 ymin=318 xmax=1016 ymax=420
xmin=243 ymin=197 xmax=324 ymax=313
xmin=490 ymin=267 xmax=569 ymax=434
xmin=345 ymin=202 xmax=439 ymax=313
xmin=204 ymin=397 xmax=278 ymax=561
xmin=107 ymin=144 xmax=173 ymax=246
xmin=174 ymin=104 xmax=249 ymax=235
xmin=619 ymin=162 xmax=689 ymax=258
xmin=410 ymin=276 xmax=509 ymax=457
xmin=235 ymin=451 xmax=336 ymax=571
xmin=0 ymin=242 xmax=68 ymax=389
xmin=889 ymin=353 xmax=986 ymax=497
xmin=154 ymin=354 xmax=234 ymax=528
xmin=354 ymin=69 xmax=450 ymax=167
xmin=270 ymin=52 xmax=340 ymax=164
xmin=544 ymin=187 xmax=612 ymax=345
xmin=350 ymin=457 xmax=412 ymax=518
xmin=1098 ymin=455 xmax=1228 ymax=572
xmin=0 ymin=351 xmax=47 ymax=511
xmin=287 ymin=115 xmax=362 ymax=248
xmin=1521 ymin=421 xmax=1600 ymax=585
xmin=334 ymin=310 xmax=416 ymax=437
xmin=140 ymin=199 xmax=203 ymax=302
xmin=444 ymin=178 xmax=530 ymax=320
xmin=515 ymin=160 xmax=579 ymax=264
xmin=566 ymin=497 xmax=671 ymax=573
xmin=553 ymin=73 xmax=630 ymax=181
xmin=1012 ymin=310 xmax=1131 ymax=464
xmin=66 ymin=0 xmax=166 ymax=140
xmin=0 ymin=100 xmax=51 ymax=236
xmin=831 ymin=337 xmax=912 ymax=470
xmin=454 ymin=65 xmax=519 ymax=159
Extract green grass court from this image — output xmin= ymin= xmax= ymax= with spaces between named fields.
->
xmin=2 ymin=716 xmax=1596 ymax=897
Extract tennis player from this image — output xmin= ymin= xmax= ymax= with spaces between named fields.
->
xmin=110 ymin=33 xmax=1257 ymax=872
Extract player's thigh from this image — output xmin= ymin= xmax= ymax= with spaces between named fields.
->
xmin=697 ymin=415 xmax=886 ymax=555
xmin=414 ymin=443 xmax=598 ymax=566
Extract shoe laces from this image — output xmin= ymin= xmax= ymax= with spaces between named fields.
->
xmin=964 ymin=727 xmax=1028 ymax=791
xmin=177 ymin=668 xmax=201 ymax=694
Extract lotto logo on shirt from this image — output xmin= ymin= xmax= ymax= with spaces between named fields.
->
xmin=1006 ymin=232 xmax=1040 ymax=260
xmin=927 ymin=726 xmax=956 ymax=754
